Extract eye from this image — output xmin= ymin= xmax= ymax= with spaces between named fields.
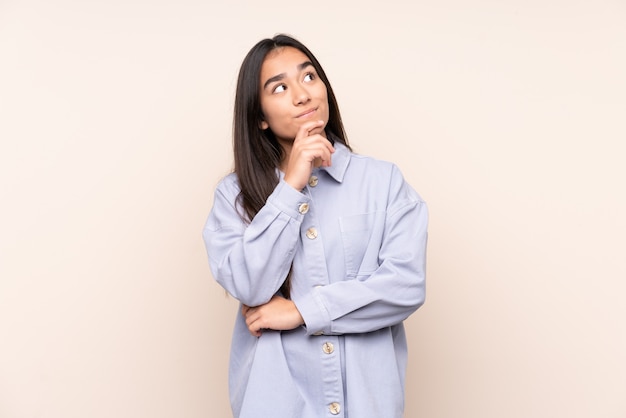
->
xmin=273 ymin=84 xmax=287 ymax=93
xmin=303 ymin=72 xmax=315 ymax=82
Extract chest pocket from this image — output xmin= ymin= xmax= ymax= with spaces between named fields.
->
xmin=339 ymin=211 xmax=385 ymax=278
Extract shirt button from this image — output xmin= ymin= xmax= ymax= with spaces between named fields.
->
xmin=305 ymin=227 xmax=318 ymax=239
xmin=308 ymin=175 xmax=318 ymax=187
xmin=329 ymin=402 xmax=341 ymax=415
xmin=298 ymin=203 xmax=309 ymax=214
xmin=322 ymin=342 xmax=334 ymax=354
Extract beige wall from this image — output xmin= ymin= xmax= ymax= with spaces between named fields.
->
xmin=1 ymin=1 xmax=625 ymax=417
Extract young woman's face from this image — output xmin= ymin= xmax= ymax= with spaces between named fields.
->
xmin=259 ymin=46 xmax=329 ymax=144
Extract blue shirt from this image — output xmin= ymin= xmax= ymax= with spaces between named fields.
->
xmin=203 ymin=143 xmax=428 ymax=418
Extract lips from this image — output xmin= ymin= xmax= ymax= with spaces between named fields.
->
xmin=296 ymin=107 xmax=317 ymax=118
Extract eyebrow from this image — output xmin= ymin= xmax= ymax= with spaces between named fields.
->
xmin=262 ymin=61 xmax=314 ymax=90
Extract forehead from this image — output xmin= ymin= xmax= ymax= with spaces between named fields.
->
xmin=260 ymin=47 xmax=311 ymax=81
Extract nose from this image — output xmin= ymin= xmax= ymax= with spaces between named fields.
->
xmin=292 ymin=84 xmax=310 ymax=105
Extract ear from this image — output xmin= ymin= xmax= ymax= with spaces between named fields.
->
xmin=259 ymin=120 xmax=269 ymax=130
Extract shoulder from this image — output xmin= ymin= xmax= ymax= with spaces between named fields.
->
xmin=214 ymin=172 xmax=241 ymax=196
xmin=346 ymin=149 xmax=405 ymax=183
xmin=206 ymin=173 xmax=246 ymax=226
xmin=344 ymin=149 xmax=426 ymax=204
xmin=349 ymin=151 xmax=396 ymax=171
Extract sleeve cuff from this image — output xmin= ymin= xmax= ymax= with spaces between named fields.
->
xmin=267 ymin=179 xmax=311 ymax=221
xmin=293 ymin=286 xmax=332 ymax=336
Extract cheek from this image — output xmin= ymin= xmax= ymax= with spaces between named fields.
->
xmin=318 ymin=88 xmax=330 ymax=111
xmin=259 ymin=103 xmax=294 ymax=135
xmin=261 ymin=99 xmax=286 ymax=122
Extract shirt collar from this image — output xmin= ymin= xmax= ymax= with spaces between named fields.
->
xmin=318 ymin=141 xmax=350 ymax=183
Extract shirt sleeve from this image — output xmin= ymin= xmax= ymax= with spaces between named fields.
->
xmin=203 ymin=176 xmax=310 ymax=307
xmin=293 ymin=165 xmax=428 ymax=335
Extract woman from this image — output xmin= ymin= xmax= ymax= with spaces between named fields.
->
xmin=203 ymin=34 xmax=428 ymax=418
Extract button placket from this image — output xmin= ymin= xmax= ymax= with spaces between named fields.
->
xmin=299 ymin=179 xmax=332 ymax=336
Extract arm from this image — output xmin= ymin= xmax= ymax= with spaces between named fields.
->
xmin=204 ymin=121 xmax=334 ymax=307
xmin=294 ymin=166 xmax=428 ymax=335
xmin=203 ymin=176 xmax=309 ymax=307
xmin=241 ymin=295 xmax=304 ymax=337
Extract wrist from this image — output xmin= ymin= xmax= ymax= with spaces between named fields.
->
xmin=283 ymin=174 xmax=305 ymax=191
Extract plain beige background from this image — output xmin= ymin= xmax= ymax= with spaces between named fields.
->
xmin=1 ymin=0 xmax=625 ymax=417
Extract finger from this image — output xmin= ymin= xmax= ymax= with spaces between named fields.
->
xmin=306 ymin=121 xmax=326 ymax=137
xmin=296 ymin=120 xmax=326 ymax=140
xmin=306 ymin=133 xmax=335 ymax=155
xmin=247 ymin=317 xmax=263 ymax=337
xmin=299 ymin=136 xmax=334 ymax=157
xmin=292 ymin=148 xmax=330 ymax=171
xmin=243 ymin=306 xmax=257 ymax=318
xmin=245 ymin=310 xmax=258 ymax=326
xmin=310 ymin=141 xmax=334 ymax=166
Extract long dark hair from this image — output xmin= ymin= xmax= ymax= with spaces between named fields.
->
xmin=233 ymin=34 xmax=351 ymax=222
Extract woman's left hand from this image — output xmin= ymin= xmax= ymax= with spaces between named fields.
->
xmin=242 ymin=295 xmax=305 ymax=337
